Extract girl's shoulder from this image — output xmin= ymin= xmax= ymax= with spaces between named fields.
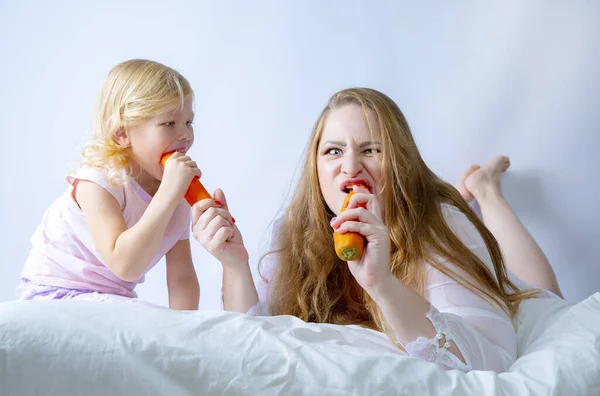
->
xmin=66 ymin=165 xmax=128 ymax=209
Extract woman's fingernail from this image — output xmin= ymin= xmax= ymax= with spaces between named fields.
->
xmin=330 ymin=217 xmax=337 ymax=225
xmin=215 ymin=200 xmax=222 ymax=206
xmin=231 ymin=217 xmax=236 ymax=223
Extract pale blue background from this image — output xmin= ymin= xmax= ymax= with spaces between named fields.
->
xmin=1 ymin=1 xmax=598 ymax=308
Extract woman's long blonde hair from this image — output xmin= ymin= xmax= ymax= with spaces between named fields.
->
xmin=81 ymin=59 xmax=193 ymax=184
xmin=266 ymin=88 xmax=535 ymax=343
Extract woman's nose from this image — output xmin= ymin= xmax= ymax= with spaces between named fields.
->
xmin=341 ymin=153 xmax=362 ymax=177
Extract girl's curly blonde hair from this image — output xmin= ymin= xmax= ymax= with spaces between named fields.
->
xmin=81 ymin=59 xmax=193 ymax=184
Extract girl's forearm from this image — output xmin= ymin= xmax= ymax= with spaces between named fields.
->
xmin=109 ymin=189 xmax=180 ymax=281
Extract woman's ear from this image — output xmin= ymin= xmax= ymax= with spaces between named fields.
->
xmin=112 ymin=127 xmax=131 ymax=148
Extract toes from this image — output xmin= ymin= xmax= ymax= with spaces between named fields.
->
xmin=492 ymin=155 xmax=509 ymax=167
xmin=487 ymin=155 xmax=510 ymax=174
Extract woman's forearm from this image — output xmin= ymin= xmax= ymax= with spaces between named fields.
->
xmin=222 ymin=261 xmax=259 ymax=313
xmin=369 ymin=276 xmax=464 ymax=360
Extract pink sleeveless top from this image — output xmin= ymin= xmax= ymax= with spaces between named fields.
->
xmin=20 ymin=166 xmax=190 ymax=298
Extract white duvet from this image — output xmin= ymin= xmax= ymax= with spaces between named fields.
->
xmin=1 ymin=293 xmax=599 ymax=395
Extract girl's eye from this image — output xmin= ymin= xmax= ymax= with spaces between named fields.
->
xmin=364 ymin=148 xmax=381 ymax=154
xmin=163 ymin=121 xmax=175 ymax=127
xmin=186 ymin=121 xmax=194 ymax=126
xmin=326 ymin=148 xmax=342 ymax=155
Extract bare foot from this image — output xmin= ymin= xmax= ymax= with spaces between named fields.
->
xmin=456 ymin=165 xmax=481 ymax=202
xmin=463 ymin=155 xmax=510 ymax=201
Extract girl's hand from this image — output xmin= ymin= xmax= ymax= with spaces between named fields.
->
xmin=191 ymin=189 xmax=249 ymax=268
xmin=160 ymin=152 xmax=202 ymax=201
xmin=330 ymin=185 xmax=394 ymax=294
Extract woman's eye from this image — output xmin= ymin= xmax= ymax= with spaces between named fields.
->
xmin=186 ymin=121 xmax=194 ymax=126
xmin=163 ymin=121 xmax=175 ymax=127
xmin=364 ymin=148 xmax=381 ymax=154
xmin=327 ymin=148 xmax=342 ymax=155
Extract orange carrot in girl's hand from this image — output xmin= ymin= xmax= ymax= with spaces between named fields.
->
xmin=334 ymin=189 xmax=366 ymax=261
xmin=161 ymin=152 xmax=212 ymax=206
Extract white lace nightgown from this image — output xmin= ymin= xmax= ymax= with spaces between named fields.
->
xmin=246 ymin=205 xmax=557 ymax=372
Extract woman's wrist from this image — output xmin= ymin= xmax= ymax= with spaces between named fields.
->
xmin=222 ymin=258 xmax=251 ymax=276
xmin=367 ymin=272 xmax=400 ymax=306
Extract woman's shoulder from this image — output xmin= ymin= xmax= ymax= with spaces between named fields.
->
xmin=440 ymin=202 xmax=466 ymax=220
xmin=266 ymin=214 xmax=286 ymax=248
xmin=257 ymin=214 xmax=286 ymax=273
xmin=439 ymin=203 xmax=483 ymax=246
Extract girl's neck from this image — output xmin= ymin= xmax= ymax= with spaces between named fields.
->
xmin=130 ymin=163 xmax=160 ymax=197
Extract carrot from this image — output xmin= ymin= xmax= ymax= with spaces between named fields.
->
xmin=161 ymin=152 xmax=212 ymax=206
xmin=333 ymin=189 xmax=366 ymax=261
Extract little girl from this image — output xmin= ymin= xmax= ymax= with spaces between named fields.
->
xmin=16 ymin=59 xmax=202 ymax=310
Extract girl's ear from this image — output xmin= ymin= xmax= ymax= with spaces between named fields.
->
xmin=112 ymin=127 xmax=131 ymax=148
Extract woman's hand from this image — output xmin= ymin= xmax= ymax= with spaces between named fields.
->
xmin=330 ymin=185 xmax=394 ymax=295
xmin=191 ymin=189 xmax=249 ymax=268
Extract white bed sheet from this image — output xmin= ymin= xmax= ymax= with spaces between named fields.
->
xmin=1 ymin=293 xmax=599 ymax=395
